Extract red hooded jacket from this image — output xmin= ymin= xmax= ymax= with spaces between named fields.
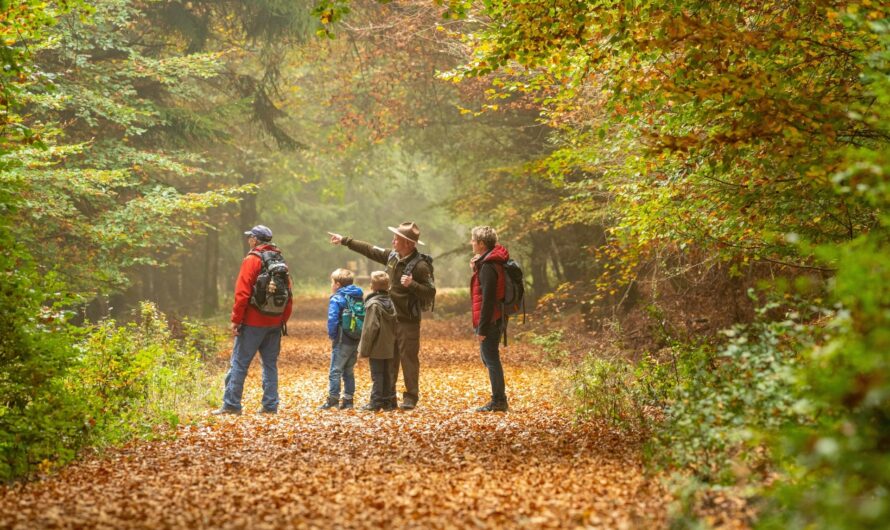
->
xmin=230 ymin=244 xmax=293 ymax=327
xmin=471 ymin=244 xmax=508 ymax=332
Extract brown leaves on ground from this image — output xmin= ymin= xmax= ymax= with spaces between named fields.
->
xmin=0 ymin=301 xmax=668 ymax=529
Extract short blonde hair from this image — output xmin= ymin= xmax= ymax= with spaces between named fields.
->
xmin=370 ymin=271 xmax=390 ymax=291
xmin=331 ymin=268 xmax=354 ymax=286
xmin=471 ymin=226 xmax=498 ymax=250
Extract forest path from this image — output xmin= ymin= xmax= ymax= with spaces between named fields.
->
xmin=0 ymin=301 xmax=666 ymax=529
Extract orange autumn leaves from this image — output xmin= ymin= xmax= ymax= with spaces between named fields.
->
xmin=0 ymin=301 xmax=667 ymax=529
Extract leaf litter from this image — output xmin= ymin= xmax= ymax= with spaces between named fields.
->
xmin=0 ymin=303 xmax=668 ymax=529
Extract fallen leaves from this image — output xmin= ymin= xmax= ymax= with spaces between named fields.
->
xmin=0 ymin=300 xmax=668 ymax=529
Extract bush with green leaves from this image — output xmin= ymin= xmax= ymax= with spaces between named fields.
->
xmin=74 ymin=302 xmax=217 ymax=445
xmin=573 ymin=349 xmax=682 ymax=434
xmin=651 ymin=315 xmax=812 ymax=484
xmin=0 ymin=221 xmax=90 ymax=481
xmin=1 ymin=253 xmax=220 ymax=480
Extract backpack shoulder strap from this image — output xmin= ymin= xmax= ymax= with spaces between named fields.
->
xmin=404 ymin=253 xmax=432 ymax=277
xmin=248 ymin=250 xmax=267 ymax=270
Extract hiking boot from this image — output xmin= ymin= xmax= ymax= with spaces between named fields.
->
xmin=399 ymin=400 xmax=416 ymax=411
xmin=211 ymin=406 xmax=242 ymax=416
xmin=257 ymin=408 xmax=277 ymax=415
xmin=475 ymin=401 xmax=508 ymax=412
xmin=319 ymin=397 xmax=339 ymax=410
xmin=361 ymin=402 xmax=382 ymax=412
xmin=340 ymin=398 xmax=354 ymax=410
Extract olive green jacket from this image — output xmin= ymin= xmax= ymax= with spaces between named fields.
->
xmin=358 ymin=291 xmax=397 ymax=359
xmin=341 ymin=237 xmax=436 ymax=323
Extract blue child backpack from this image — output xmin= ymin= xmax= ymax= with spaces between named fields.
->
xmin=340 ymin=295 xmax=365 ymax=340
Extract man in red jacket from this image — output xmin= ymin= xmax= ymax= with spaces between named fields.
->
xmin=213 ymin=225 xmax=292 ymax=415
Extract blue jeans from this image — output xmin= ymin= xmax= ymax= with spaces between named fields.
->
xmin=328 ymin=339 xmax=359 ymax=399
xmin=223 ymin=324 xmax=281 ymax=412
xmin=480 ymin=321 xmax=507 ymax=403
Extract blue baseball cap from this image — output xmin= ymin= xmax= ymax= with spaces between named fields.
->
xmin=244 ymin=225 xmax=273 ymax=241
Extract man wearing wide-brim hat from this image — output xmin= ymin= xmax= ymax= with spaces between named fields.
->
xmin=329 ymin=221 xmax=436 ymax=410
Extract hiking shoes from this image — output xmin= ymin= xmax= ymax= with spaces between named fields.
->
xmin=319 ymin=397 xmax=339 ymax=410
xmin=398 ymin=400 xmax=416 ymax=411
xmin=211 ymin=406 xmax=242 ymax=416
xmin=363 ymin=400 xmax=398 ymax=412
xmin=340 ymin=398 xmax=354 ymax=410
xmin=475 ymin=401 xmax=508 ymax=412
xmin=257 ymin=408 xmax=277 ymax=415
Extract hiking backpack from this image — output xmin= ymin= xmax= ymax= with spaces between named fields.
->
xmin=500 ymin=258 xmax=525 ymax=318
xmin=339 ymin=295 xmax=365 ymax=341
xmin=388 ymin=251 xmax=436 ymax=317
xmin=494 ymin=258 xmax=525 ymax=347
xmin=248 ymin=249 xmax=292 ymax=316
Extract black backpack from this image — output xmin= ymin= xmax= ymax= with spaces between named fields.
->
xmin=388 ymin=251 xmax=436 ymax=317
xmin=249 ymin=249 xmax=292 ymax=316
xmin=492 ymin=258 xmax=525 ymax=346
xmin=501 ymin=259 xmax=525 ymax=318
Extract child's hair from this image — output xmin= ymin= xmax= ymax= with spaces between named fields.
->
xmin=331 ymin=268 xmax=354 ymax=286
xmin=370 ymin=271 xmax=390 ymax=291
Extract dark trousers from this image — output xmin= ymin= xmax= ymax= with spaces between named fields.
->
xmin=480 ymin=321 xmax=507 ymax=403
xmin=391 ymin=321 xmax=421 ymax=404
xmin=369 ymin=358 xmax=394 ymax=405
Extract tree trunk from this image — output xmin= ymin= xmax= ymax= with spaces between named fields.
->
xmin=528 ymin=231 xmax=551 ymax=307
xmin=240 ymin=173 xmax=258 ymax=255
xmin=203 ymin=228 xmax=220 ymax=317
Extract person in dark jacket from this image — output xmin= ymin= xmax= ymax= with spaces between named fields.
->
xmin=358 ymin=271 xmax=398 ymax=411
xmin=213 ymin=225 xmax=292 ymax=415
xmin=470 ymin=226 xmax=509 ymax=412
xmin=319 ymin=268 xmax=364 ymax=410
xmin=328 ymin=222 xmax=435 ymax=410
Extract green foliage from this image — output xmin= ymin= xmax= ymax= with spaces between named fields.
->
xmin=74 ymin=302 xmax=216 ymax=444
xmin=572 ymin=357 xmax=643 ymax=428
xmin=529 ymin=330 xmax=569 ymax=364
xmin=1 ymin=292 xmax=220 ymax=481
xmin=757 ymin=12 xmax=890 ymax=527
xmin=0 ymin=220 xmax=89 ymax=480
xmin=652 ymin=317 xmax=811 ymax=484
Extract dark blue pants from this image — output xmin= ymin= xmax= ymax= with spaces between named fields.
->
xmin=480 ymin=322 xmax=506 ymax=403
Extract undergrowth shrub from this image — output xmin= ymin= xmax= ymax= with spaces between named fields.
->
xmin=0 ymin=221 xmax=89 ymax=481
xmin=651 ymin=313 xmax=812 ymax=484
xmin=529 ymin=330 xmax=569 ymax=364
xmin=569 ymin=300 xmax=818 ymax=525
xmin=74 ymin=302 xmax=218 ymax=445
xmin=2 ymin=254 xmax=221 ymax=482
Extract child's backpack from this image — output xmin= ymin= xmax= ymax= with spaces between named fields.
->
xmin=389 ymin=251 xmax=436 ymax=317
xmin=249 ymin=249 xmax=292 ymax=316
xmin=339 ymin=295 xmax=365 ymax=341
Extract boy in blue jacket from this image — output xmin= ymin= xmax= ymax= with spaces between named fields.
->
xmin=320 ymin=268 xmax=364 ymax=410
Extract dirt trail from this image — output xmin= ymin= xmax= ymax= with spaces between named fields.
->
xmin=0 ymin=301 xmax=667 ymax=529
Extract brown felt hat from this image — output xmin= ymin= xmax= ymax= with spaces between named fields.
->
xmin=387 ymin=221 xmax=425 ymax=246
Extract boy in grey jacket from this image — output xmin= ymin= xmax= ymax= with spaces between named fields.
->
xmin=359 ymin=271 xmax=398 ymax=411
